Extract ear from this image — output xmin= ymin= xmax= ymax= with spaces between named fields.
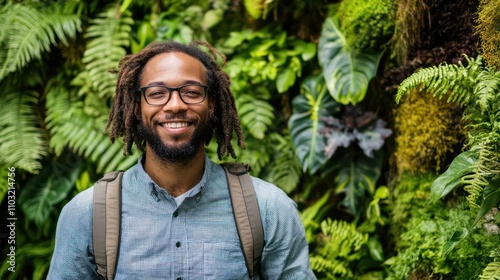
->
xmin=209 ymin=96 xmax=216 ymax=114
xmin=134 ymin=102 xmax=142 ymax=120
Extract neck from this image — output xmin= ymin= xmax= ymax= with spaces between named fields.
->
xmin=143 ymin=147 xmax=206 ymax=197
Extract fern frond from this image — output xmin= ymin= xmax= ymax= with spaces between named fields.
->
xmin=0 ymin=90 xmax=47 ymax=173
xmin=0 ymin=2 xmax=81 ymax=81
xmin=480 ymin=262 xmax=500 ymax=280
xmin=310 ymin=256 xmax=351 ymax=279
xmin=473 ymin=70 xmax=500 ymax=112
xmin=310 ymin=218 xmax=368 ymax=278
xmin=396 ymin=55 xmax=483 ymax=105
xmin=82 ymin=7 xmax=133 ymax=99
xmin=268 ymin=133 xmax=302 ymax=193
xmin=237 ymin=94 xmax=275 ymax=139
xmin=45 ymin=80 xmax=138 ymax=173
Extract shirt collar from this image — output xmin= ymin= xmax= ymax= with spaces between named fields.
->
xmin=133 ymin=154 xmax=214 ymax=202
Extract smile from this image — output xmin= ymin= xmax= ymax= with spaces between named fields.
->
xmin=161 ymin=122 xmax=190 ymax=128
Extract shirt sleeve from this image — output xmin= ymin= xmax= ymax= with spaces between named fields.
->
xmin=255 ymin=180 xmax=317 ymax=280
xmin=47 ymin=188 xmax=97 ymax=279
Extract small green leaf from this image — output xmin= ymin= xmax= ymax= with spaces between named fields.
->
xmin=443 ymin=228 xmax=469 ymax=255
xmin=276 ymin=68 xmax=296 ymax=93
xmin=120 ymin=0 xmax=133 ymax=13
xmin=368 ymin=237 xmax=384 ymax=262
xmin=301 ymin=43 xmax=317 ymax=61
xmin=431 ymin=150 xmax=478 ymax=199
xmin=201 ymin=9 xmax=223 ymax=31
xmin=473 ymin=179 xmax=500 ymax=226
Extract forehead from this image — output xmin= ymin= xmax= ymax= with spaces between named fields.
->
xmin=140 ymin=52 xmax=207 ymax=85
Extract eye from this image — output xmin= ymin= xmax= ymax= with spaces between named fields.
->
xmin=181 ymin=86 xmax=203 ymax=97
xmin=146 ymin=87 xmax=168 ymax=99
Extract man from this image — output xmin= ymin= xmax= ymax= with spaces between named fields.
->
xmin=47 ymin=41 xmax=315 ymax=279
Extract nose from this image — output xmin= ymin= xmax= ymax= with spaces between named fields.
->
xmin=162 ymin=90 xmax=188 ymax=112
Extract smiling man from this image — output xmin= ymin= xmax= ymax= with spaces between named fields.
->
xmin=47 ymin=41 xmax=315 ymax=279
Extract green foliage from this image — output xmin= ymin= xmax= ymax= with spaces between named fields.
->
xmin=236 ymin=94 xmax=274 ymax=140
xmin=390 ymin=0 xmax=428 ymax=64
xmin=266 ymin=133 xmax=303 ymax=194
xmin=300 ymin=190 xmax=333 ymax=243
xmin=19 ymin=152 xmax=83 ymax=225
xmin=78 ymin=6 xmax=133 ymax=99
xmin=394 ymin=90 xmax=462 ymax=174
xmin=243 ymin=0 xmax=273 ymax=19
xmin=289 ymin=75 xmax=340 ymax=174
xmin=481 ymin=262 xmax=500 ymax=280
xmin=0 ymin=241 xmax=53 ymax=280
xmin=387 ymin=197 xmax=498 ymax=279
xmin=328 ymin=149 xmax=383 ymax=217
xmin=310 ymin=218 xmax=369 ymax=279
xmin=476 ymin=0 xmax=500 ymax=69
xmin=430 ymin=150 xmax=478 ymax=199
xmin=224 ymin=25 xmax=316 ymax=94
xmin=397 ymin=55 xmax=500 ymax=238
xmin=0 ymin=2 xmax=81 ymax=81
xmin=1 ymin=0 xmax=496 ymax=278
xmin=45 ymin=78 xmax=139 ymax=173
xmin=0 ymin=89 xmax=47 ymax=173
xmin=318 ymin=16 xmax=383 ymax=105
xmin=396 ymin=55 xmax=483 ymax=105
xmin=338 ymin=0 xmax=395 ymax=51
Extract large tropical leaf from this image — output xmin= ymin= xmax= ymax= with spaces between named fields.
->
xmin=0 ymin=90 xmax=47 ymax=173
xmin=0 ymin=2 xmax=81 ymax=81
xmin=318 ymin=16 xmax=382 ymax=105
xmin=289 ymin=75 xmax=340 ymax=174
xmin=237 ymin=94 xmax=275 ymax=139
xmin=19 ymin=152 xmax=83 ymax=225
xmin=328 ymin=149 xmax=383 ymax=216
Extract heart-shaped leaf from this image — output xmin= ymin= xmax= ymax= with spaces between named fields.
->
xmin=318 ymin=16 xmax=382 ymax=105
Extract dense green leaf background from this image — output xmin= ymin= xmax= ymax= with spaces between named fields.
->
xmin=0 ymin=0 xmax=498 ymax=279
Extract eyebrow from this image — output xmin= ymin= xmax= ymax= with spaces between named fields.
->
xmin=144 ymin=80 xmax=205 ymax=87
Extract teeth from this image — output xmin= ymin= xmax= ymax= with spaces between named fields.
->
xmin=163 ymin=122 xmax=188 ymax=128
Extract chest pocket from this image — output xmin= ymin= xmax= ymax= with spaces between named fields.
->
xmin=203 ymin=242 xmax=248 ymax=279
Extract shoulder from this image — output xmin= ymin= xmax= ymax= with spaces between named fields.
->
xmin=61 ymin=187 xmax=94 ymax=218
xmin=251 ymin=176 xmax=297 ymax=208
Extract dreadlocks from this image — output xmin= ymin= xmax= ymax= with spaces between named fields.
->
xmin=105 ymin=40 xmax=245 ymax=160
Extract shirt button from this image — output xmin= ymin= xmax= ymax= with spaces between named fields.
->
xmin=173 ymin=210 xmax=179 ymax=217
xmin=175 ymin=241 xmax=181 ymax=248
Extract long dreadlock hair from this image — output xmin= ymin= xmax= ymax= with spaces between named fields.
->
xmin=105 ymin=40 xmax=245 ymax=160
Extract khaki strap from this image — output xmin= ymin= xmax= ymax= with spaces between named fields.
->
xmin=93 ymin=171 xmax=123 ymax=280
xmin=221 ymin=163 xmax=264 ymax=278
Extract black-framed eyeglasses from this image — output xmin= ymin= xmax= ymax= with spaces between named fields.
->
xmin=139 ymin=84 xmax=208 ymax=106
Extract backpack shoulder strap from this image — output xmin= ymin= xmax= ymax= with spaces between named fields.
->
xmin=220 ymin=162 xmax=264 ymax=278
xmin=93 ymin=170 xmax=124 ymax=280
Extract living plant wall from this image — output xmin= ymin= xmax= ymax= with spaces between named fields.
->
xmin=0 ymin=0 xmax=499 ymax=279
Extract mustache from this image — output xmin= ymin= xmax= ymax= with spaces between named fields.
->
xmin=153 ymin=113 xmax=198 ymax=124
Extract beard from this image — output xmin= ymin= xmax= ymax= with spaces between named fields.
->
xmin=139 ymin=114 xmax=212 ymax=163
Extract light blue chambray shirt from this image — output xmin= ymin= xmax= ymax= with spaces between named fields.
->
xmin=47 ymin=156 xmax=316 ymax=279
